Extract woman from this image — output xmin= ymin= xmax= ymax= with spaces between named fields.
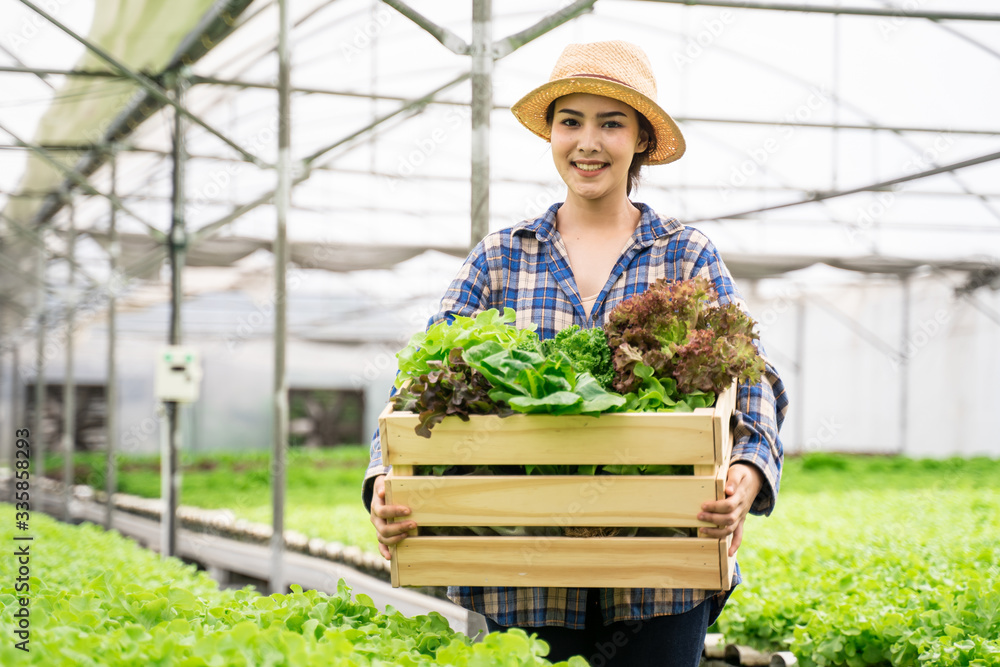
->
xmin=365 ymin=41 xmax=787 ymax=666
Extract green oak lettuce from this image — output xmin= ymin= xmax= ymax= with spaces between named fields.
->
xmin=395 ymin=307 xmax=540 ymax=389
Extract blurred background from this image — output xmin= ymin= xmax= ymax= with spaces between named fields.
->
xmin=1 ymin=0 xmax=998 ymax=470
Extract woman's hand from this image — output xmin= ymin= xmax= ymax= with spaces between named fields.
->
xmin=369 ymin=474 xmax=416 ymax=560
xmin=697 ymin=463 xmax=764 ymax=557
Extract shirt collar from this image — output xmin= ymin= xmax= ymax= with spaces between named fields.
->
xmin=514 ymin=201 xmax=683 ymax=245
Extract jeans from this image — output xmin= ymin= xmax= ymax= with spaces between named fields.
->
xmin=483 ymin=591 xmax=711 ymax=666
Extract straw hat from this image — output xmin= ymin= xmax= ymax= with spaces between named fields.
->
xmin=511 ymin=41 xmax=685 ymax=165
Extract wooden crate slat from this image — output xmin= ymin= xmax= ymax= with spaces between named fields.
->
xmin=386 ymin=475 xmax=719 ymax=527
xmin=715 ymin=457 xmax=728 ymax=503
xmin=394 ymin=536 xmax=729 ymax=590
xmin=383 ymin=412 xmax=716 ymax=466
xmin=384 ymin=462 xmax=415 ymax=588
xmin=720 ymin=533 xmax=736 ymax=589
xmin=713 ymin=383 xmax=737 ymax=464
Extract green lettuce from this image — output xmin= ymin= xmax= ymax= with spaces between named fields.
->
xmin=395 ymin=308 xmax=539 ymax=389
xmin=462 ymin=341 xmax=625 ymax=416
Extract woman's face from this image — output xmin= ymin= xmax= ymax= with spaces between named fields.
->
xmin=549 ymin=92 xmax=649 ymax=203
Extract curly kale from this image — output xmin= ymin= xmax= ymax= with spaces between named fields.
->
xmin=542 ymin=325 xmax=616 ymax=390
xmin=604 ymin=277 xmax=764 ymax=396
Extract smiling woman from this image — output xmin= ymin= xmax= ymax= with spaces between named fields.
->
xmin=365 ymin=40 xmax=788 ymax=667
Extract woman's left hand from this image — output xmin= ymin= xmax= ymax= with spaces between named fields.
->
xmin=697 ymin=463 xmax=764 ymax=557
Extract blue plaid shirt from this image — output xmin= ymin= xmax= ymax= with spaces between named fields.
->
xmin=364 ymin=201 xmax=787 ymax=629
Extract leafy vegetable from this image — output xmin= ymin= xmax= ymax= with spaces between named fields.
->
xmin=395 ymin=308 xmax=539 ymax=389
xmin=604 ymin=276 xmax=764 ymax=395
xmin=393 ymin=347 xmax=510 ymax=438
xmin=542 ymin=325 xmax=615 ymax=389
xmin=615 ymin=362 xmax=715 ymax=413
xmin=719 ymin=463 xmax=1000 ymax=667
xmin=463 ymin=341 xmax=625 ymax=416
xmin=392 ymin=284 xmax=763 ymax=436
xmin=0 ymin=508 xmax=587 ymax=666
xmin=59 ymin=450 xmax=1000 ymax=667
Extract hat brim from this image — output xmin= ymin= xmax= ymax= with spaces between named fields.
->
xmin=510 ymin=76 xmax=685 ymax=166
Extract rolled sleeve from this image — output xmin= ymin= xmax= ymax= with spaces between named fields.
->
xmin=362 ymin=424 xmax=391 ymax=513
xmin=730 ymin=358 xmax=787 ymax=515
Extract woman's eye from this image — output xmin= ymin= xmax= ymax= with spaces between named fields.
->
xmin=560 ymin=118 xmax=579 ymax=126
xmin=604 ymin=121 xmax=623 ymax=128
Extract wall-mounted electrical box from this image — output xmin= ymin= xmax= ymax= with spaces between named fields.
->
xmin=155 ymin=346 xmax=202 ymax=403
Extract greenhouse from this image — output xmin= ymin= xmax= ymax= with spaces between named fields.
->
xmin=1 ymin=0 xmax=998 ymax=665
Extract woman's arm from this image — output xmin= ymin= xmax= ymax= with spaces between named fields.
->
xmin=682 ymin=230 xmax=789 ymax=516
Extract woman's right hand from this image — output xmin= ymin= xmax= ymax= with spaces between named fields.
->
xmin=369 ymin=474 xmax=416 ymax=560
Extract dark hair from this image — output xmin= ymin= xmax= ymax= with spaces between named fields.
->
xmin=546 ymin=101 xmax=656 ymax=196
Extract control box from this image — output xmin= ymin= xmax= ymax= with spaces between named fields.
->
xmin=155 ymin=346 xmax=202 ymax=403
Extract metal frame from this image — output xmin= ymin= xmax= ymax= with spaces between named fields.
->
xmin=633 ymin=0 xmax=1000 ymax=21
xmin=686 ymin=149 xmax=1000 ymax=224
xmin=271 ymin=0 xmax=293 ymax=595
xmin=18 ymin=0 xmax=264 ymax=167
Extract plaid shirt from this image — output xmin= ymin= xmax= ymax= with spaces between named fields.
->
xmin=364 ymin=201 xmax=787 ymax=629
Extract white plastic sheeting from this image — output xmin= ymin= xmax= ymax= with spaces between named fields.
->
xmin=745 ymin=272 xmax=1000 ymax=458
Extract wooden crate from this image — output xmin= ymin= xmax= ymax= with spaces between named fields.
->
xmin=380 ymin=383 xmax=737 ymax=591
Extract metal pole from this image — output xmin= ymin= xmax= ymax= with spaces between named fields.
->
xmin=11 ymin=343 xmax=21 ymax=473
xmin=630 ymin=0 xmax=1000 ymax=21
xmin=105 ymin=148 xmax=119 ymax=529
xmin=300 ymin=73 xmax=470 ymax=167
xmin=0 ymin=309 xmax=6 ymax=470
xmin=0 ymin=65 xmax=119 ymax=78
xmin=62 ymin=200 xmax=77 ymax=521
xmin=380 ymin=0 xmax=470 ymax=54
xmin=898 ymin=275 xmax=911 ymax=455
xmin=491 ymin=0 xmax=596 ymax=58
xmin=832 ymin=0 xmax=840 ymax=193
xmin=794 ymin=296 xmax=806 ymax=455
xmin=164 ymin=75 xmax=188 ymax=558
xmin=270 ymin=0 xmax=292 ymax=596
xmin=33 ymin=231 xmax=46 ymax=478
xmin=470 ymin=0 xmax=492 ymax=249
xmin=369 ymin=0 xmax=379 ymax=175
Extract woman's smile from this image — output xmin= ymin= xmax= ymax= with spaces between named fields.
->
xmin=571 ymin=160 xmax=610 ymax=175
